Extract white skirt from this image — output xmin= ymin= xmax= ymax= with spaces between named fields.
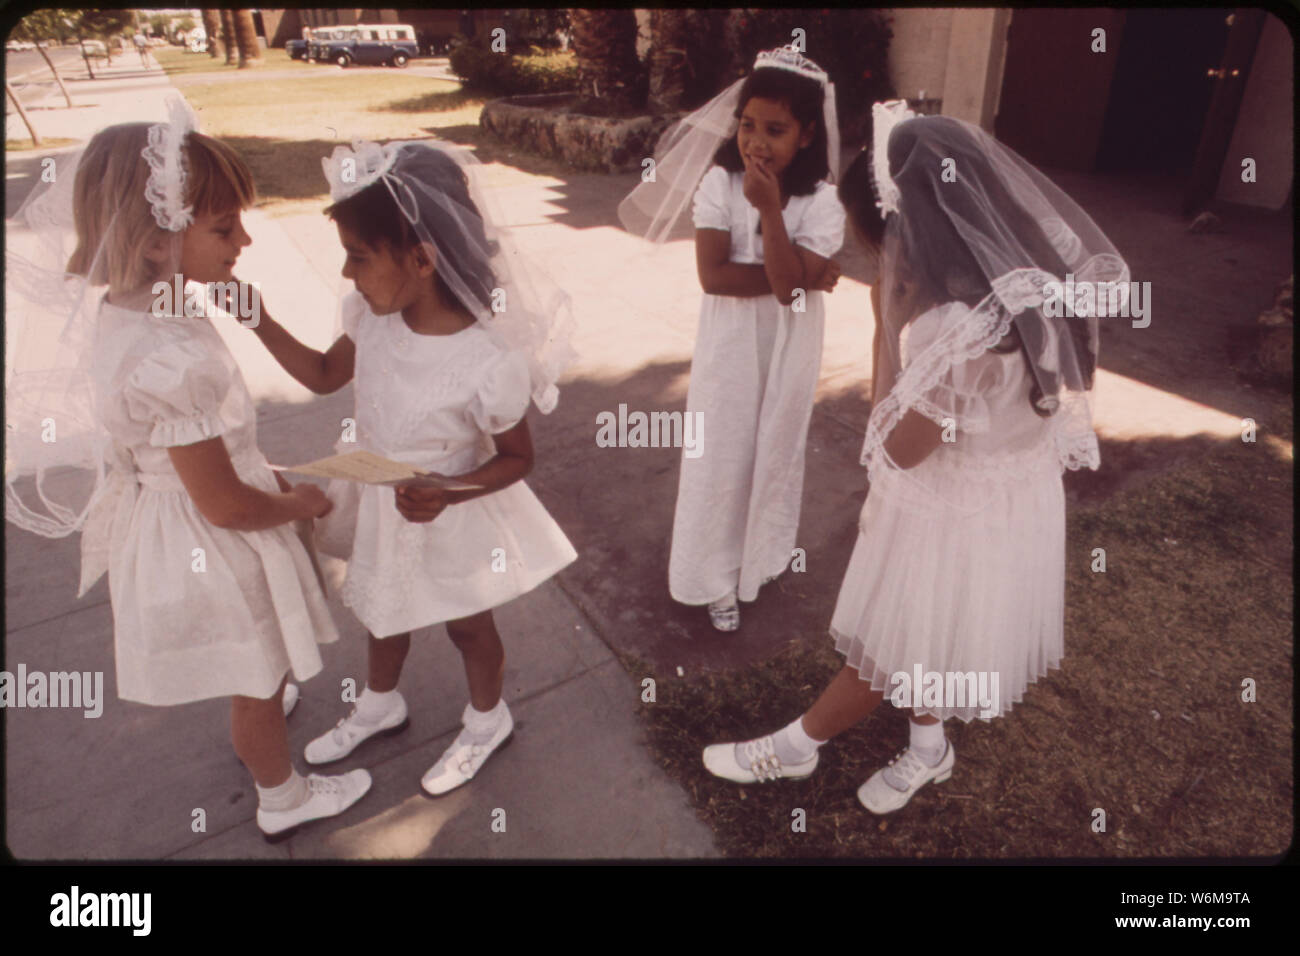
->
xmin=316 ymin=478 xmax=577 ymax=638
xmin=830 ymin=450 xmax=1066 ymax=722
xmin=108 ymin=464 xmax=339 ymax=706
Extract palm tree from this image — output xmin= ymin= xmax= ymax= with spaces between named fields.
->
xmin=233 ymin=10 xmax=261 ymax=68
xmin=646 ymin=9 xmax=689 ymax=113
xmin=201 ymin=10 xmax=220 ymax=58
xmin=567 ymin=9 xmax=640 ymax=115
xmin=220 ymin=9 xmax=236 ymax=66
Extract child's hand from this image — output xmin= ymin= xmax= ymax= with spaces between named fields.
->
xmin=742 ymin=158 xmax=782 ymax=214
xmin=290 ymin=483 xmax=332 ymax=519
xmin=394 ymin=483 xmax=448 ymax=524
xmin=814 ymin=258 xmax=842 ymax=293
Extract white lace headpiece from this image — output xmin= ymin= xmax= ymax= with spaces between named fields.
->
xmin=142 ymin=96 xmax=199 ymax=231
xmin=870 ymin=99 xmax=917 ymax=216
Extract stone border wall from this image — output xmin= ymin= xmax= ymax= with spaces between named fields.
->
xmin=480 ymin=93 xmax=685 ymax=174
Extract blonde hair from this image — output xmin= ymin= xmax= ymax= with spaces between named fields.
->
xmin=68 ymin=123 xmax=256 ymax=291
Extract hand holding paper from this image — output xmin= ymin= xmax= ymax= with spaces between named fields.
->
xmin=272 ymin=450 xmax=481 ymax=491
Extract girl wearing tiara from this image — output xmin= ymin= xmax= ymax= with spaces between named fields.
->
xmin=702 ymin=103 xmax=1129 ymax=813
xmin=4 ymin=105 xmax=372 ymax=842
xmin=620 ymin=47 xmax=847 ymax=632
xmin=241 ymin=140 xmax=577 ymax=796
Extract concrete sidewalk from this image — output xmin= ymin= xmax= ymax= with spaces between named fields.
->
xmin=3 ymin=57 xmax=719 ymax=861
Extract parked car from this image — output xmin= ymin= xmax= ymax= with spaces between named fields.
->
xmin=314 ymin=23 xmax=418 ymax=68
xmin=286 ymin=38 xmax=307 ymax=60
xmin=80 ymin=39 xmax=108 ymax=59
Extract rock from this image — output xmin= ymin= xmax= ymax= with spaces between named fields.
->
xmin=480 ymin=93 xmax=685 ymax=174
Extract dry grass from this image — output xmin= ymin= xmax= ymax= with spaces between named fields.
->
xmin=170 ymin=72 xmax=484 ymax=216
xmin=6 ymin=136 xmax=79 ymax=151
xmin=632 ymin=425 xmax=1293 ymax=859
xmin=152 ymin=45 xmax=308 ymax=77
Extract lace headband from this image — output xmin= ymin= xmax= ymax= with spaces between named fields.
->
xmin=142 ymin=97 xmax=198 ymax=232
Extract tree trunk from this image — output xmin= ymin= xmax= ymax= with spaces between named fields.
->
xmin=202 ymin=10 xmax=221 ymax=59
xmin=35 ymin=42 xmax=74 ymax=107
xmin=220 ymin=9 xmax=236 ymax=65
xmin=647 ymin=9 xmax=689 ymax=113
xmin=234 ymin=10 xmax=262 ymax=68
xmin=568 ymin=9 xmax=640 ymax=116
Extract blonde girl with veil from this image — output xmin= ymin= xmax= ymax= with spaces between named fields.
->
xmin=4 ymin=105 xmax=373 ymax=842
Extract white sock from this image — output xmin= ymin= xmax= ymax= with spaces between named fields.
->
xmin=256 ymin=769 xmax=308 ymax=811
xmin=462 ymin=699 xmax=506 ymax=744
xmin=739 ymin=717 xmax=825 ymax=768
xmin=356 ymin=685 xmax=401 ymax=723
xmin=909 ymin=717 xmax=946 ymax=766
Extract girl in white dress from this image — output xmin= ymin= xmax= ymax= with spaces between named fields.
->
xmin=243 ymin=140 xmax=577 ymax=797
xmin=4 ymin=107 xmax=373 ymax=842
xmin=621 ymin=46 xmax=846 ymax=632
xmin=703 ymin=103 xmax=1129 ymax=813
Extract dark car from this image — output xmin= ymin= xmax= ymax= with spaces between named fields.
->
xmin=316 ymin=24 xmax=418 ymax=68
xmin=286 ymin=38 xmax=307 ymax=60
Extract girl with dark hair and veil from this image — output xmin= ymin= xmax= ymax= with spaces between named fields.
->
xmin=619 ymin=45 xmax=846 ymax=633
xmin=237 ymin=139 xmax=577 ymax=798
xmin=702 ymin=102 xmax=1128 ymax=813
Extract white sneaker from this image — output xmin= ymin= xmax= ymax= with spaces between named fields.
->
xmin=282 ymin=682 xmax=300 ymax=718
xmin=702 ymin=734 xmax=819 ymax=783
xmin=708 ymin=592 xmax=740 ymax=632
xmin=421 ymin=704 xmax=514 ymax=797
xmin=256 ymin=769 xmax=373 ymax=843
xmin=857 ymin=741 xmax=955 ymax=814
xmin=304 ymin=695 xmax=410 ymax=766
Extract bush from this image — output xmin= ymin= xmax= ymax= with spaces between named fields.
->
xmin=449 ymin=35 xmax=578 ymax=97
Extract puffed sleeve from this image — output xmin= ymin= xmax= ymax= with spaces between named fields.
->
xmin=790 ymin=181 xmax=846 ymax=259
xmin=692 ymin=165 xmax=732 ymax=232
xmin=899 ymin=302 xmax=1006 ymax=435
xmin=123 ymin=339 xmax=231 ymax=447
xmin=340 ymin=289 xmax=367 ymax=341
xmin=466 ymin=349 xmax=531 ymax=435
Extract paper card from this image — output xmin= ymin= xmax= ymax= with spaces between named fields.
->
xmin=272 ymin=451 xmax=481 ymax=490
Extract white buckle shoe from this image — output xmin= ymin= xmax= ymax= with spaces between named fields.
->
xmin=421 ymin=704 xmax=514 ymax=797
xmin=702 ymin=734 xmax=818 ymax=783
xmin=857 ymin=741 xmax=955 ymax=814
xmin=282 ymin=682 xmax=300 ymax=718
xmin=256 ymin=769 xmax=373 ymax=843
xmin=708 ymin=592 xmax=740 ymax=632
xmin=304 ymin=695 xmax=410 ymax=766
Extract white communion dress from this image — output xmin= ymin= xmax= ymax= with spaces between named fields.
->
xmin=314 ymin=293 xmax=577 ymax=638
xmin=89 ymin=302 xmax=339 ymax=706
xmin=830 ymin=301 xmax=1068 ymax=722
xmin=669 ymin=164 xmax=846 ymax=606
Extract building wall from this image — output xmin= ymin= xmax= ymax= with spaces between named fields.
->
xmin=1216 ymin=13 xmax=1293 ymax=209
xmin=884 ymin=7 xmax=954 ymax=102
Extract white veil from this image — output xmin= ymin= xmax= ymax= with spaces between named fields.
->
xmin=617 ymin=43 xmax=840 ymax=246
xmin=320 ymin=139 xmax=577 ymax=414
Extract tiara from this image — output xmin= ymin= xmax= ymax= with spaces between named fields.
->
xmin=753 ymin=45 xmax=829 ymax=87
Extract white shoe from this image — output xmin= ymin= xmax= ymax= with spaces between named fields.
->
xmin=421 ymin=703 xmax=514 ymax=797
xmin=702 ymin=734 xmax=819 ymax=783
xmin=256 ymin=770 xmax=372 ymax=843
xmin=857 ymin=741 xmax=955 ymax=814
xmin=282 ymin=682 xmax=300 ymax=718
xmin=304 ymin=695 xmax=410 ymax=766
xmin=708 ymin=592 xmax=740 ymax=632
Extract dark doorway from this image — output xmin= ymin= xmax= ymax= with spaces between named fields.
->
xmin=1095 ymin=8 xmax=1233 ymax=172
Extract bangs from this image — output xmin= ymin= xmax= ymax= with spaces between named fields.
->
xmin=185 ymin=132 xmax=256 ymax=215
